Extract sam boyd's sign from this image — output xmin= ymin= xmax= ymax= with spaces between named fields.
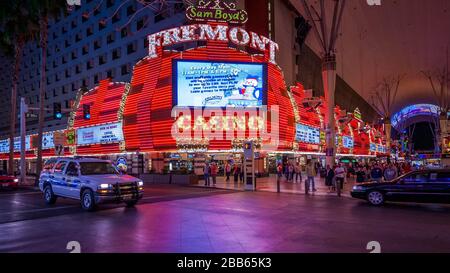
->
xmin=186 ymin=0 xmax=248 ymax=24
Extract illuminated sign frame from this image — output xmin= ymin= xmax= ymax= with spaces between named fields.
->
xmin=148 ymin=24 xmax=279 ymax=64
xmin=76 ymin=122 xmax=124 ymax=146
xmin=172 ymin=59 xmax=268 ymax=109
xmin=186 ymin=0 xmax=249 ymax=24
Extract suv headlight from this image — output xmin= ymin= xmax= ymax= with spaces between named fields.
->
xmin=98 ymin=184 xmax=112 ymax=190
xmin=13 ymin=178 xmax=19 ymax=183
xmin=352 ymin=185 xmax=365 ymax=191
xmin=137 ymin=181 xmax=144 ymax=187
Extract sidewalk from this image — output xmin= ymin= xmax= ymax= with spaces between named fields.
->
xmin=193 ymin=174 xmax=356 ymax=198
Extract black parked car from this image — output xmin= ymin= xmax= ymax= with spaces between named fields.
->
xmin=351 ymin=169 xmax=450 ymax=206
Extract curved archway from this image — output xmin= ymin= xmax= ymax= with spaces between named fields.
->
xmin=392 ymin=104 xmax=440 ymax=154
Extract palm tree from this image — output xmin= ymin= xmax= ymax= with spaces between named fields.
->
xmin=0 ymin=0 xmax=39 ymax=175
xmin=28 ymin=0 xmax=68 ymax=182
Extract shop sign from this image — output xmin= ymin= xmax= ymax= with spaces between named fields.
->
xmin=186 ymin=0 xmax=248 ymax=25
xmin=77 ymin=122 xmax=124 ymax=146
xmin=42 ymin=132 xmax=55 ymax=149
xmin=148 ymin=23 xmax=279 ymax=64
xmin=66 ymin=129 xmax=76 ymax=145
xmin=0 ymin=137 xmax=31 ymax=153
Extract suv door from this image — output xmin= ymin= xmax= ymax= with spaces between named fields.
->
xmin=65 ymin=161 xmax=81 ymax=199
xmin=51 ymin=160 xmax=69 ymax=197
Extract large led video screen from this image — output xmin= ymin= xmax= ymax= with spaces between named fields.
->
xmin=295 ymin=124 xmax=320 ymax=144
xmin=173 ymin=60 xmax=267 ymax=108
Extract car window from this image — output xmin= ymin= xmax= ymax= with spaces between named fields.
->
xmin=43 ymin=159 xmax=58 ymax=173
xmin=79 ymin=162 xmax=119 ymax=175
xmin=403 ymin=173 xmax=429 ymax=183
xmin=65 ymin=162 xmax=79 ymax=176
xmin=433 ymin=172 xmax=450 ymax=182
xmin=54 ymin=161 xmax=68 ymax=174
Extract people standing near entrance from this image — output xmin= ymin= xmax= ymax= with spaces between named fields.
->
xmin=240 ymin=163 xmax=244 ymax=183
xmin=305 ymin=160 xmax=317 ymax=192
xmin=225 ymin=162 xmax=232 ymax=182
xmin=210 ymin=162 xmax=218 ymax=186
xmin=334 ymin=164 xmax=346 ymax=191
xmin=288 ymin=163 xmax=294 ymax=182
xmin=277 ymin=163 xmax=283 ymax=183
xmin=355 ymin=166 xmax=366 ymax=183
xmin=325 ymin=165 xmax=335 ymax=192
xmin=233 ymin=164 xmax=240 ymax=183
xmin=383 ymin=163 xmax=398 ymax=181
xmin=370 ymin=163 xmax=383 ymax=183
xmin=204 ymin=162 xmax=211 ymax=186
xmin=294 ymin=163 xmax=302 ymax=183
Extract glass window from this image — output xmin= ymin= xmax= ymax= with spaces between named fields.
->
xmin=54 ymin=161 xmax=68 ymax=174
xmin=43 ymin=159 xmax=58 ymax=172
xmin=65 ymin=162 xmax=79 ymax=175
xmin=80 ymin=162 xmax=118 ymax=175
xmin=436 ymin=172 xmax=450 ymax=182
xmin=403 ymin=173 xmax=429 ymax=183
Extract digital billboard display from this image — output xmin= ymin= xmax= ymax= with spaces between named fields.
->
xmin=295 ymin=124 xmax=320 ymax=144
xmin=173 ymin=60 xmax=267 ymax=108
xmin=77 ymin=122 xmax=124 ymax=146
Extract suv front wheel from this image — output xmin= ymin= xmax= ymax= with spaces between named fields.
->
xmin=44 ymin=185 xmax=57 ymax=205
xmin=81 ymin=189 xmax=96 ymax=211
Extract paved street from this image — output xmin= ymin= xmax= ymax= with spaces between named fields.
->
xmin=0 ymin=185 xmax=449 ymax=253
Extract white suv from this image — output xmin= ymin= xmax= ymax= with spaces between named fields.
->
xmin=39 ymin=157 xmax=144 ymax=211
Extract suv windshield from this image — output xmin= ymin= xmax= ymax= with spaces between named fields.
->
xmin=79 ymin=162 xmax=119 ymax=175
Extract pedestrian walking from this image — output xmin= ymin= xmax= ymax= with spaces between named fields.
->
xmin=288 ymin=163 xmax=294 ymax=182
xmin=355 ymin=167 xmax=366 ymax=183
xmin=277 ymin=163 xmax=283 ymax=182
xmin=325 ymin=165 xmax=335 ymax=192
xmin=210 ymin=162 xmax=218 ymax=186
xmin=305 ymin=160 xmax=317 ymax=192
xmin=204 ymin=162 xmax=211 ymax=186
xmin=233 ymin=164 xmax=240 ymax=183
xmin=370 ymin=163 xmax=383 ymax=183
xmin=383 ymin=163 xmax=398 ymax=181
xmin=225 ymin=162 xmax=232 ymax=182
xmin=294 ymin=163 xmax=302 ymax=183
xmin=334 ymin=163 xmax=346 ymax=191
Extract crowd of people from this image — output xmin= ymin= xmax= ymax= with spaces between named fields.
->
xmin=203 ymin=158 xmax=416 ymax=192
xmin=203 ymin=161 xmax=245 ymax=187
xmin=276 ymin=160 xmax=415 ymax=193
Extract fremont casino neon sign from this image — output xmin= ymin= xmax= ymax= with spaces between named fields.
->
xmin=147 ymin=24 xmax=279 ymax=64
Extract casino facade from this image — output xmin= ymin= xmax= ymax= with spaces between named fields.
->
xmin=0 ymin=21 xmax=387 ymax=178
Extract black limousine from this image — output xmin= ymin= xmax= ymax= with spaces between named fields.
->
xmin=351 ymin=169 xmax=450 ymax=206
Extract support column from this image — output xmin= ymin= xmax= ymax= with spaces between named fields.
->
xmin=440 ymin=113 xmax=447 ymax=154
xmin=323 ymin=55 xmax=337 ymax=167
xmin=385 ymin=118 xmax=392 ymax=155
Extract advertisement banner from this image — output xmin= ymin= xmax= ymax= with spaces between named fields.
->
xmin=343 ymin=136 xmax=354 ymax=148
xmin=42 ymin=132 xmax=55 ymax=150
xmin=77 ymin=122 xmax=124 ymax=146
xmin=0 ymin=137 xmax=31 ymax=153
xmin=173 ymin=60 xmax=267 ymax=108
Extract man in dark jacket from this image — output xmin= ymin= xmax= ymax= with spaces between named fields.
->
xmin=325 ymin=165 xmax=335 ymax=192
xmin=370 ymin=163 xmax=383 ymax=183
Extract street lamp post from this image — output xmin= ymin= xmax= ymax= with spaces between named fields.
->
xmin=20 ymin=98 xmax=28 ymax=185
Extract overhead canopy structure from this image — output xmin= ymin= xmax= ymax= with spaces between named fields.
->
xmin=290 ymin=0 xmax=450 ymax=113
xmin=392 ymin=104 xmax=440 ymax=132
